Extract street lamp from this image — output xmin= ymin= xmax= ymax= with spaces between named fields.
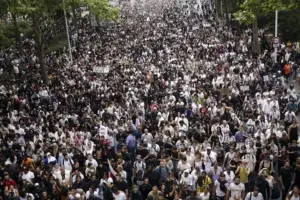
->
xmin=274 ymin=9 xmax=278 ymax=63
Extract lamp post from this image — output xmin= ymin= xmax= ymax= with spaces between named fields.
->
xmin=63 ymin=0 xmax=73 ymax=64
xmin=274 ymin=9 xmax=278 ymax=63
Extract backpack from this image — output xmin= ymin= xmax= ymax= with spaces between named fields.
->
xmin=134 ymin=161 xmax=146 ymax=171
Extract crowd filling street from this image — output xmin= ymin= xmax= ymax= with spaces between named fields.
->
xmin=1 ymin=0 xmax=300 ymax=199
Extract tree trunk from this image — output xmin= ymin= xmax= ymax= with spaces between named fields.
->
xmin=33 ymin=14 xmax=48 ymax=85
xmin=12 ymin=14 xmax=22 ymax=55
xmin=216 ymin=0 xmax=222 ymax=19
xmin=252 ymin=17 xmax=261 ymax=55
xmin=52 ymin=21 xmax=58 ymax=43
xmin=224 ymin=0 xmax=230 ymax=25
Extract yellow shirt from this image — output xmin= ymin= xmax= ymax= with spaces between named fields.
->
xmin=239 ymin=167 xmax=249 ymax=183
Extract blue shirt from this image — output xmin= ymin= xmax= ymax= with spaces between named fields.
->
xmin=126 ymin=134 xmax=136 ymax=148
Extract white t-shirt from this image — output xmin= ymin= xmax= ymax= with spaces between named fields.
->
xmin=245 ymin=192 xmax=264 ymax=200
xmin=288 ymin=192 xmax=300 ymax=200
xmin=229 ymin=182 xmax=245 ymax=200
xmin=21 ymin=171 xmax=35 ymax=182
xmin=199 ymin=192 xmax=210 ymax=200
xmin=113 ymin=191 xmax=127 ymax=200
xmin=215 ymin=180 xmax=228 ymax=197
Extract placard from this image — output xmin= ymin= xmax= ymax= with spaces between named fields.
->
xmin=240 ymin=86 xmax=250 ymax=91
xmin=93 ymin=66 xmax=110 ymax=74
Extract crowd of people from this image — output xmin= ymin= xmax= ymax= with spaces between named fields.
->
xmin=1 ymin=0 xmax=300 ymax=199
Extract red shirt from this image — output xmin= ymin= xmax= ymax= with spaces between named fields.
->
xmin=2 ymin=179 xmax=17 ymax=190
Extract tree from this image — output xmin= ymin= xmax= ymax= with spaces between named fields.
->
xmin=234 ymin=0 xmax=287 ymax=54
xmin=0 ymin=0 xmax=119 ymax=84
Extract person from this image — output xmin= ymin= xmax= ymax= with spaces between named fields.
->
xmin=196 ymin=171 xmax=212 ymax=194
xmin=288 ymin=120 xmax=298 ymax=143
xmin=114 ymin=173 xmax=129 ymax=198
xmin=244 ymin=186 xmax=264 ymax=200
xmin=148 ymin=185 xmax=163 ymax=200
xmin=131 ymin=185 xmax=143 ymax=200
xmin=215 ymin=173 xmax=228 ymax=200
xmin=0 ymin=0 xmax=299 ymax=199
xmin=226 ymin=176 xmax=245 ymax=200
xmin=286 ymin=186 xmax=300 ymax=200
xmin=112 ymin=186 xmax=127 ymax=200
xmin=185 ymin=190 xmax=202 ymax=200
xmin=254 ymin=173 xmax=270 ymax=200
xmin=280 ymin=160 xmax=295 ymax=200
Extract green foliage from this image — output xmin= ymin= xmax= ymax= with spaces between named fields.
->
xmin=233 ymin=0 xmax=287 ymax=24
xmin=85 ymin=0 xmax=119 ymax=21
xmin=258 ymin=10 xmax=300 ymax=42
xmin=0 ymin=23 xmax=15 ymax=50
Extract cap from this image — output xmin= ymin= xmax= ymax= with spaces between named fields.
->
xmin=207 ymin=146 xmax=212 ymax=150
xmin=34 ymin=183 xmax=39 ymax=187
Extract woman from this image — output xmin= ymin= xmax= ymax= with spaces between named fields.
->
xmin=288 ymin=120 xmax=298 ymax=143
xmin=4 ymin=185 xmax=19 ymax=199
xmin=223 ymin=147 xmax=235 ymax=168
xmin=261 ymin=168 xmax=276 ymax=197
xmin=286 ymin=186 xmax=300 ymax=200
xmin=194 ymin=152 xmax=203 ymax=169
xmin=229 ymin=154 xmax=240 ymax=173
xmin=277 ymin=146 xmax=289 ymax=170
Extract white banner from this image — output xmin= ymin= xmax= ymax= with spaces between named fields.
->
xmin=93 ymin=66 xmax=110 ymax=74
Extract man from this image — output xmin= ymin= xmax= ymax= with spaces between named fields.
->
xmin=112 ymin=186 xmax=127 ymax=200
xmin=139 ymin=178 xmax=153 ymax=200
xmin=155 ymin=160 xmax=170 ymax=182
xmin=202 ymin=146 xmax=217 ymax=172
xmin=185 ymin=190 xmax=202 ymax=200
xmin=141 ymin=129 xmax=153 ymax=144
xmin=113 ymin=173 xmax=129 ymax=198
xmin=126 ymin=132 xmax=136 ymax=162
xmin=226 ymin=176 xmax=245 ymax=200
xmin=86 ymin=187 xmax=100 ymax=199
xmin=244 ymin=186 xmax=264 ymax=200
xmin=280 ymin=160 xmax=294 ymax=200
xmin=147 ymin=185 xmax=163 ymax=200
xmin=254 ymin=173 xmax=270 ymax=200
xmin=284 ymin=110 xmax=296 ymax=131
xmin=44 ymin=152 xmax=57 ymax=165
xmin=215 ymin=173 xmax=228 ymax=200
xmin=60 ymin=153 xmax=74 ymax=171
xmin=133 ymin=155 xmax=146 ymax=176
xmin=20 ymin=167 xmax=35 ymax=184
xmin=180 ymin=169 xmax=193 ymax=187
xmin=131 ymin=185 xmax=143 ymax=200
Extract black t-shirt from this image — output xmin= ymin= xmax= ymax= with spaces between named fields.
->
xmin=294 ymin=168 xmax=300 ymax=187
xmin=279 ymin=137 xmax=289 ymax=148
xmin=280 ymin=166 xmax=294 ymax=184
xmin=114 ymin=180 xmax=128 ymax=192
